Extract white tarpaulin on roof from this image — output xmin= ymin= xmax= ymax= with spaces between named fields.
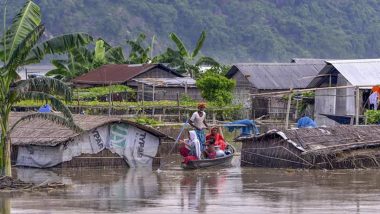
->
xmin=16 ymin=124 xmax=159 ymax=168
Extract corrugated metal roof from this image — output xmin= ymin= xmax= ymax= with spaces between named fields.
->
xmin=132 ymin=77 xmax=196 ymax=87
xmin=17 ymin=64 xmax=54 ymax=80
xmin=226 ymin=62 xmax=325 ymax=90
xmin=291 ymin=58 xmax=327 ymax=64
xmin=72 ymin=64 xmax=182 ymax=85
xmin=307 ymin=59 xmax=380 ymax=87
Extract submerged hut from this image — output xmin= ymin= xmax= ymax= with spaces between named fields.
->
xmin=10 ymin=113 xmax=168 ymax=168
xmin=240 ymin=126 xmax=380 ymax=169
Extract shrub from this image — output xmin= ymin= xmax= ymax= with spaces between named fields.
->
xmin=365 ymin=110 xmax=380 ymax=124
xmin=135 ymin=117 xmax=160 ymax=125
xmin=196 ymin=72 xmax=236 ymax=107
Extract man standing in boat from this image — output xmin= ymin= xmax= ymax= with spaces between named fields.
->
xmin=189 ymin=103 xmax=209 ymax=153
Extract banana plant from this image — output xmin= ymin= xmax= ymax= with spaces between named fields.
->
xmin=126 ymin=33 xmax=156 ymax=64
xmin=47 ymin=39 xmax=125 ymax=81
xmin=0 ymin=1 xmax=89 ymax=176
xmin=157 ymin=31 xmax=219 ymax=78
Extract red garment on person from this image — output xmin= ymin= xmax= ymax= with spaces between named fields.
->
xmin=184 ymin=156 xmax=198 ymax=164
xmin=207 ymin=151 xmax=216 ymax=159
xmin=179 ymin=146 xmax=190 ymax=157
xmin=206 ymin=133 xmax=227 ymax=150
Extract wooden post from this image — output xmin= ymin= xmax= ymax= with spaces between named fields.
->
xmin=108 ymin=83 xmax=112 ymax=116
xmin=329 ymin=74 xmax=332 ymax=87
xmin=294 ymin=99 xmax=299 ymax=120
xmin=152 ymin=85 xmax=155 ymax=101
xmin=141 ymin=83 xmax=145 ymax=105
xmin=355 ymin=87 xmax=360 ymax=125
xmin=285 ymin=89 xmax=293 ymax=129
xmin=141 ymin=83 xmax=145 ymax=116
xmin=177 ymin=92 xmax=180 ymax=121
xmin=76 ymin=87 xmax=80 ymax=113
xmin=212 ymin=111 xmax=216 ymax=125
xmin=185 ymin=81 xmax=188 ymax=95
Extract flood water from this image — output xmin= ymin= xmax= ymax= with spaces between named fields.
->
xmin=3 ymin=157 xmax=380 ymax=214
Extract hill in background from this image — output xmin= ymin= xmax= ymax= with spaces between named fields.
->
xmin=2 ymin=0 xmax=380 ymax=63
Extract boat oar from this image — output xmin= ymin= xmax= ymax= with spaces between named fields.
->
xmin=168 ymin=119 xmax=189 ymax=155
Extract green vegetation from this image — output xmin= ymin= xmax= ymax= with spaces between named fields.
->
xmin=46 ymin=38 xmax=125 ymax=81
xmin=134 ymin=116 xmax=160 ymax=126
xmin=74 ymin=85 xmax=134 ymax=101
xmin=294 ymin=91 xmax=315 ymax=116
xmin=3 ymin=0 xmax=379 ymax=62
xmin=196 ymin=72 xmax=236 ymax=106
xmin=158 ymin=31 xmax=219 ymax=77
xmin=0 ymin=1 xmax=87 ymax=175
xmin=16 ymin=99 xmax=238 ymax=109
xmin=365 ymin=110 xmax=380 ymax=124
xmin=126 ymin=33 xmax=155 ymax=64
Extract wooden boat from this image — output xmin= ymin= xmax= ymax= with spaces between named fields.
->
xmin=181 ymin=144 xmax=235 ymax=169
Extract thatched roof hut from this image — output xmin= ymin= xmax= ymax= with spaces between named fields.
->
xmin=240 ymin=126 xmax=380 ymax=169
xmin=10 ymin=112 xmax=169 ymax=168
xmin=9 ymin=112 xmax=167 ymax=146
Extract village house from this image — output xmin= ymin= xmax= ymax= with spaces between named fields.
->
xmin=225 ymin=60 xmax=325 ymax=119
xmin=72 ymin=64 xmax=202 ymax=101
xmin=307 ymin=59 xmax=380 ymax=126
xmin=16 ymin=64 xmax=55 ymax=79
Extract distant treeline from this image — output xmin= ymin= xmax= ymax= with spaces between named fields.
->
xmin=2 ymin=0 xmax=380 ymax=62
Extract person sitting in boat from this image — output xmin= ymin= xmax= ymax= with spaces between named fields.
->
xmin=206 ymin=127 xmax=227 ymax=151
xmin=179 ymin=130 xmax=202 ymax=160
xmin=204 ymin=137 xmax=216 ymax=159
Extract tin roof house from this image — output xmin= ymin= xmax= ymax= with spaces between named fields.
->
xmin=72 ymin=64 xmax=202 ymax=101
xmin=307 ymin=59 xmax=380 ymax=126
xmin=225 ymin=61 xmax=325 ymax=119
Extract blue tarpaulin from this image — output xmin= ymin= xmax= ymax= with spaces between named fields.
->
xmin=297 ymin=116 xmax=317 ymax=128
xmin=226 ymin=119 xmax=259 ymax=136
xmin=38 ymin=104 xmax=52 ymax=113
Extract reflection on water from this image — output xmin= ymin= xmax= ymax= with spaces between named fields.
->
xmin=2 ymin=157 xmax=380 ymax=213
xmin=179 ymin=170 xmax=228 ymax=212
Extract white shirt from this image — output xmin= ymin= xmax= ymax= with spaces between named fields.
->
xmin=369 ymin=92 xmax=379 ymax=109
xmin=369 ymin=92 xmax=378 ymax=104
xmin=190 ymin=111 xmax=206 ymax=129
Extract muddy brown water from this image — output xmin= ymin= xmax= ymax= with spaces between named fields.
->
xmin=2 ymin=157 xmax=380 ymax=214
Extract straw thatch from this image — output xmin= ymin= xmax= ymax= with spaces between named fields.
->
xmin=9 ymin=112 xmax=168 ymax=146
xmin=240 ymin=126 xmax=380 ymax=169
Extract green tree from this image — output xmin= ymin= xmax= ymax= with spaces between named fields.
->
xmin=196 ymin=72 xmax=236 ymax=106
xmin=0 ymin=1 xmax=87 ymax=175
xmin=159 ymin=31 xmax=219 ymax=78
xmin=46 ymin=39 xmax=125 ymax=81
xmin=204 ymin=64 xmax=232 ymax=76
xmin=126 ymin=33 xmax=156 ymax=64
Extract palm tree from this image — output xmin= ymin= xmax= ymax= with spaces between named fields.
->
xmin=159 ymin=31 xmax=219 ymax=78
xmin=0 ymin=1 xmax=89 ymax=175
